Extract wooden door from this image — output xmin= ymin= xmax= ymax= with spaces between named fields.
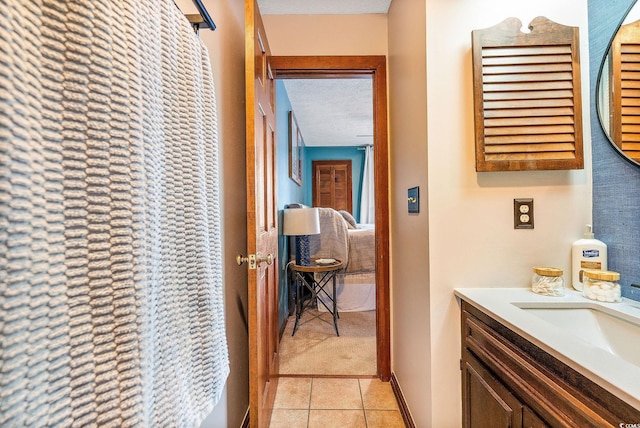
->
xmin=312 ymin=160 xmax=352 ymax=212
xmin=245 ymin=1 xmax=279 ymax=426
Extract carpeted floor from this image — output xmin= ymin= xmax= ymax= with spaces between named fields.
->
xmin=279 ymin=308 xmax=376 ymax=376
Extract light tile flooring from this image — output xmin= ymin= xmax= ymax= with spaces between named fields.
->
xmin=269 ymin=377 xmax=405 ymax=428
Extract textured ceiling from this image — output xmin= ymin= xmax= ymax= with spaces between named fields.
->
xmin=283 ymin=79 xmax=373 ymax=147
xmin=256 ymin=0 xmax=392 ymax=15
xmin=256 ymin=0 xmax=391 ymax=147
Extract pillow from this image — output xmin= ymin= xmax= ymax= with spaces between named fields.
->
xmin=339 ymin=210 xmax=357 ymax=229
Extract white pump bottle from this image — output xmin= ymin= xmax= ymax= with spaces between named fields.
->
xmin=571 ymin=224 xmax=607 ymax=291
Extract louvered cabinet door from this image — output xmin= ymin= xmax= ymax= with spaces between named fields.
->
xmin=312 ymin=160 xmax=352 ymax=212
xmin=472 ymin=17 xmax=584 ymax=171
xmin=611 ymin=19 xmax=640 ymax=162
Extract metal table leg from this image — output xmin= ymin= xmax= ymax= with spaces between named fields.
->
xmin=291 ymin=266 xmax=341 ymax=336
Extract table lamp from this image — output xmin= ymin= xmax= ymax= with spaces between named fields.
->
xmin=283 ymin=207 xmax=321 ymax=266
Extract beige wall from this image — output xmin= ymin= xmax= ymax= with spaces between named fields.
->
xmin=176 ymin=1 xmax=249 ymax=427
xmin=387 ymin=0 xmax=431 ymax=426
xmin=424 ymin=0 xmax=591 ymax=426
xmin=262 ymin=14 xmax=388 ymax=56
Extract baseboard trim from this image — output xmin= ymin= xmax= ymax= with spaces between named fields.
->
xmin=390 ymin=372 xmax=416 ymax=428
xmin=278 ymin=373 xmax=377 ymax=379
xmin=240 ymin=406 xmax=250 ymax=428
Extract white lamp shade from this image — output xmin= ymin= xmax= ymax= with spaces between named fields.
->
xmin=283 ymin=208 xmax=321 ymax=236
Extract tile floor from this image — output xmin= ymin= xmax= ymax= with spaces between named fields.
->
xmin=269 ymin=377 xmax=405 ymax=428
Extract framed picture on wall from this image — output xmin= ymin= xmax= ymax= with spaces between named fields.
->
xmin=289 ymin=111 xmax=303 ymax=186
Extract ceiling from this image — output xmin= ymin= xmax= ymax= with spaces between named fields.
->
xmin=256 ymin=0 xmax=392 ymax=15
xmin=283 ymin=79 xmax=373 ymax=147
xmin=256 ymin=0 xmax=392 ymax=147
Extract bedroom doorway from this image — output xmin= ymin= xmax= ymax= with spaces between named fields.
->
xmin=272 ymin=56 xmax=390 ymax=380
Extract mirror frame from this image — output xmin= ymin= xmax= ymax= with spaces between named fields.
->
xmin=596 ymin=0 xmax=640 ymax=168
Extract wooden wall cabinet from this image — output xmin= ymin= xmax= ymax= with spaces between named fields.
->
xmin=472 ymin=17 xmax=584 ymax=172
xmin=460 ymin=301 xmax=640 ymax=427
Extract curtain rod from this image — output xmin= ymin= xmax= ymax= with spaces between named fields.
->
xmin=186 ymin=0 xmax=216 ymax=32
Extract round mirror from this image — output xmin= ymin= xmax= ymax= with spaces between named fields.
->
xmin=597 ymin=1 xmax=640 ymax=166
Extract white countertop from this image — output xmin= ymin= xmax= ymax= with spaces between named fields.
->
xmin=454 ymin=287 xmax=640 ymax=410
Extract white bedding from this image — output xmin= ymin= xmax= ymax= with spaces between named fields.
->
xmin=310 ymin=208 xmax=376 ymax=313
xmin=317 ymin=272 xmax=376 ymax=312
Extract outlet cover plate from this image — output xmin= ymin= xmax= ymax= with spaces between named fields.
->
xmin=514 ymin=198 xmax=534 ymax=229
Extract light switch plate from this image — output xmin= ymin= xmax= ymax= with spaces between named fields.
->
xmin=408 ymin=187 xmax=419 ymax=213
xmin=514 ymin=198 xmax=534 ymax=229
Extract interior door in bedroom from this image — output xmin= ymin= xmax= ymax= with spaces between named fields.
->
xmin=312 ymin=160 xmax=353 ymax=213
xmin=245 ymin=0 xmax=279 ymax=427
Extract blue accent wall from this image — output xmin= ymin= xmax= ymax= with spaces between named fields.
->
xmin=276 ymin=80 xmax=305 ymax=328
xmin=589 ymin=0 xmax=640 ymax=301
xmin=303 ymin=146 xmax=366 ymax=220
xmin=276 ymin=80 xmax=306 ymax=210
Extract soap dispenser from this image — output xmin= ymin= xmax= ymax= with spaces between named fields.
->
xmin=571 ymin=224 xmax=607 ymax=291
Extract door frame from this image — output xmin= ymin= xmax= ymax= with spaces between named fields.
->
xmin=271 ymin=56 xmax=391 ymax=380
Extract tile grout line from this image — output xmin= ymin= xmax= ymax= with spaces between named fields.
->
xmin=270 ymin=377 xmax=404 ymax=427
xmin=307 ymin=378 xmax=312 ymax=428
xmin=359 ymin=378 xmax=369 ymax=428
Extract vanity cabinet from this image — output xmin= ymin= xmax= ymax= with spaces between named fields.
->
xmin=463 ymin=350 xmax=545 ymax=427
xmin=460 ymin=301 xmax=640 ymax=427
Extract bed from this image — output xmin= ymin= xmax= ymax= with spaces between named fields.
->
xmin=308 ymin=207 xmax=376 ymax=312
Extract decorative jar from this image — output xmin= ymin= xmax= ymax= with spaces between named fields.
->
xmin=582 ymin=270 xmax=621 ymax=303
xmin=532 ymin=267 xmax=564 ymax=297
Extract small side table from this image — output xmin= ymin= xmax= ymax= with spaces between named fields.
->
xmin=291 ymin=258 xmax=343 ymax=336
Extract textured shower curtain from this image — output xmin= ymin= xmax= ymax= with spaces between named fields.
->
xmin=0 ymin=1 xmax=228 ymax=427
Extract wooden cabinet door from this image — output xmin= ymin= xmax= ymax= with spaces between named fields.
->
xmin=462 ymin=351 xmax=523 ymax=428
xmin=312 ymin=160 xmax=352 ymax=212
xmin=522 ymin=407 xmax=550 ymax=428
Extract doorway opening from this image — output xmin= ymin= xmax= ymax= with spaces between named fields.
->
xmin=272 ymin=56 xmax=390 ymax=380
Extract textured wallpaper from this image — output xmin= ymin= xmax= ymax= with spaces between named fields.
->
xmin=589 ymin=0 xmax=640 ymax=301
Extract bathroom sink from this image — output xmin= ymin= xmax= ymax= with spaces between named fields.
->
xmin=514 ymin=303 xmax=640 ymax=367
xmin=455 ymin=288 xmax=640 ymax=410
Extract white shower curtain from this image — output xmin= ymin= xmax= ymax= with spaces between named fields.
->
xmin=359 ymin=145 xmax=375 ymax=224
xmin=0 ymin=1 xmax=228 ymax=427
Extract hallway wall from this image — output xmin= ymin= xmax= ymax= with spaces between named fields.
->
xmin=387 ymin=0 xmax=430 ymax=426
xmin=262 ymin=14 xmax=388 ymax=56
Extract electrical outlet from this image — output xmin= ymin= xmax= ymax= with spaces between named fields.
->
xmin=514 ymin=198 xmax=534 ymax=229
